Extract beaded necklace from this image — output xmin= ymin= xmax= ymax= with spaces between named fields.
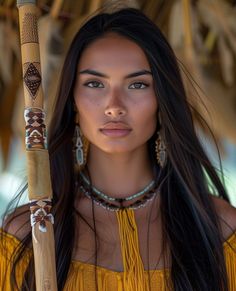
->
xmin=79 ymin=176 xmax=158 ymax=212
xmin=79 ymin=172 xmax=156 ymax=202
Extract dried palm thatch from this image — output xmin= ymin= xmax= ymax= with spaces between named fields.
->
xmin=0 ymin=16 xmax=19 ymax=85
xmin=197 ymin=0 xmax=236 ymax=86
xmin=168 ymin=0 xmax=236 ymax=151
xmin=0 ymin=61 xmax=21 ymax=169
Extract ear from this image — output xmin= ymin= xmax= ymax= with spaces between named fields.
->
xmin=73 ymin=101 xmax=78 ymax=113
xmin=157 ymin=108 xmax=161 ymax=131
xmin=75 ymin=111 xmax=80 ymax=124
xmin=73 ymin=101 xmax=79 ymax=122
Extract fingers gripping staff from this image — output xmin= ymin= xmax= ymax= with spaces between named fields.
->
xmin=16 ymin=0 xmax=58 ymax=290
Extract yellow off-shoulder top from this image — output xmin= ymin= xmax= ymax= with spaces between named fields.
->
xmin=0 ymin=228 xmax=236 ymax=291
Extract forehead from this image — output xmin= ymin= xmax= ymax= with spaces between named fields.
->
xmin=77 ymin=32 xmax=150 ymax=71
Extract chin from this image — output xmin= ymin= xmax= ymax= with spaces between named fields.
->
xmin=102 ymin=146 xmax=132 ymax=154
xmin=90 ymin=139 xmax=147 ymax=155
xmin=94 ymin=141 xmax=135 ymax=154
xmin=99 ymin=141 xmax=146 ymax=155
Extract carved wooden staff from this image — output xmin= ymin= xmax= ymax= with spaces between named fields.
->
xmin=16 ymin=1 xmax=57 ymax=290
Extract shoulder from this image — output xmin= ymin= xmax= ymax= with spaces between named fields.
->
xmin=2 ymin=204 xmax=31 ymax=242
xmin=210 ymin=195 xmax=236 ymax=240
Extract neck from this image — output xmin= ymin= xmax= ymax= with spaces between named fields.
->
xmin=86 ymin=144 xmax=154 ymax=199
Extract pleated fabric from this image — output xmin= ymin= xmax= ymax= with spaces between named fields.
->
xmin=0 ymin=228 xmax=235 ymax=291
xmin=0 ymin=230 xmax=31 ymax=290
xmin=65 ymin=262 xmax=168 ymax=291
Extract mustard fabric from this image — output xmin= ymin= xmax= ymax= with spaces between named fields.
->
xmin=0 ymin=228 xmax=236 ymax=290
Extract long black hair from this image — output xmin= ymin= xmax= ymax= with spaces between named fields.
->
xmin=2 ymin=7 xmax=231 ymax=291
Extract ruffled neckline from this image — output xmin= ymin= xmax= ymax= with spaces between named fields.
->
xmin=1 ymin=228 xmax=235 ymax=274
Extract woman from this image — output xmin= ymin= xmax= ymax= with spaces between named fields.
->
xmin=1 ymin=7 xmax=236 ymax=291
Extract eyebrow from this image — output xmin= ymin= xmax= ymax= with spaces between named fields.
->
xmin=78 ymin=69 xmax=152 ymax=79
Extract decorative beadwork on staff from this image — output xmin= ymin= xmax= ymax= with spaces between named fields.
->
xmin=30 ymin=199 xmax=54 ymax=233
xmin=24 ymin=107 xmax=47 ymax=149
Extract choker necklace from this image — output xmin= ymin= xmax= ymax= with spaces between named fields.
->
xmin=79 ymin=172 xmax=155 ymax=202
xmin=79 ymin=176 xmax=158 ymax=212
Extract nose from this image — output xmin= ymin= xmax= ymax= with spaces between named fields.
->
xmin=105 ymin=107 xmax=126 ymax=117
xmin=104 ymin=93 xmax=127 ymax=118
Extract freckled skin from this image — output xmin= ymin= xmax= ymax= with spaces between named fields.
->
xmin=74 ymin=32 xmax=158 ymax=154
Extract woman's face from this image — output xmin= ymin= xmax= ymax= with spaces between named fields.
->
xmin=74 ymin=32 xmax=158 ymax=154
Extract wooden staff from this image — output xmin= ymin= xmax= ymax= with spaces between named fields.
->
xmin=16 ymin=1 xmax=57 ymax=290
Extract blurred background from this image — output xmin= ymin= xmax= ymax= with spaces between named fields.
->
xmin=0 ymin=0 xmax=236 ymax=219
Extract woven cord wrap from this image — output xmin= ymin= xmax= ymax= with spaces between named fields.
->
xmin=116 ymin=209 xmax=148 ymax=291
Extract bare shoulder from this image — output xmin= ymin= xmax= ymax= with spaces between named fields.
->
xmin=210 ymin=195 xmax=236 ymax=240
xmin=2 ymin=204 xmax=31 ymax=242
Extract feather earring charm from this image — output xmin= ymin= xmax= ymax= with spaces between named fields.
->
xmin=74 ymin=124 xmax=84 ymax=167
xmin=155 ymin=132 xmax=167 ymax=168
xmin=73 ymin=120 xmax=89 ymax=170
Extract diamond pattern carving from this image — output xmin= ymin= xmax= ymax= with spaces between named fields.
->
xmin=23 ymin=62 xmax=41 ymax=99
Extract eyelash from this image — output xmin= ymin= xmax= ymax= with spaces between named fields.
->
xmin=83 ymin=81 xmax=149 ymax=89
xmin=129 ymin=82 xmax=149 ymax=89
xmin=84 ymin=81 xmax=104 ymax=88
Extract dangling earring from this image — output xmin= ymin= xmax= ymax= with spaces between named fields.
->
xmin=155 ymin=132 xmax=166 ymax=168
xmin=73 ymin=124 xmax=89 ymax=170
xmin=155 ymin=112 xmax=167 ymax=168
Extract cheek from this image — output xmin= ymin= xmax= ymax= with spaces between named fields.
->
xmin=74 ymin=96 xmax=102 ymax=139
xmin=142 ymin=111 xmax=157 ymax=134
xmin=136 ymin=97 xmax=158 ymax=131
xmin=75 ymin=93 xmax=101 ymax=119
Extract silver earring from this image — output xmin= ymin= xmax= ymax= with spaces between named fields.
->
xmin=74 ymin=124 xmax=84 ymax=167
xmin=155 ymin=131 xmax=167 ymax=168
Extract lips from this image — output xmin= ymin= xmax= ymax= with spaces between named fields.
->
xmin=100 ymin=122 xmax=132 ymax=137
xmin=101 ymin=122 xmax=132 ymax=130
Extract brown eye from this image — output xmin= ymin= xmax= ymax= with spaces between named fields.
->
xmin=129 ymin=82 xmax=148 ymax=89
xmin=84 ymin=81 xmax=104 ymax=88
